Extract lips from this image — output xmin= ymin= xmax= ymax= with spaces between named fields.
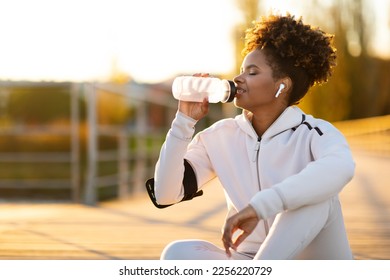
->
xmin=236 ymin=87 xmax=246 ymax=97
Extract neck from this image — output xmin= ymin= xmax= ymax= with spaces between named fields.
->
xmin=247 ymin=106 xmax=288 ymax=136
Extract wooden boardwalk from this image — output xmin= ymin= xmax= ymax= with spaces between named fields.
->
xmin=0 ymin=150 xmax=389 ymax=260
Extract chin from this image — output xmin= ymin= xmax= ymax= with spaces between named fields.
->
xmin=233 ymin=98 xmax=246 ymax=110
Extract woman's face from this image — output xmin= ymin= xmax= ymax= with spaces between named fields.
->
xmin=233 ymin=49 xmax=280 ymax=112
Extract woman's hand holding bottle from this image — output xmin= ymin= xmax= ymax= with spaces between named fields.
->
xmin=177 ymin=73 xmax=210 ymax=121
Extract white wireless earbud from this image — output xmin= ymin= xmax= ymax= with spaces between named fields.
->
xmin=275 ymin=83 xmax=285 ymax=98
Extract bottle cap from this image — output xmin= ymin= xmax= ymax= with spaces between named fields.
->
xmin=221 ymin=80 xmax=237 ymax=103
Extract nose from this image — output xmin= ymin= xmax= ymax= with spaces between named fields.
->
xmin=233 ymin=73 xmax=243 ymax=84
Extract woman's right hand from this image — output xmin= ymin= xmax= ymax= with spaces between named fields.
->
xmin=178 ymin=73 xmax=210 ymax=121
xmin=178 ymin=98 xmax=209 ymax=121
xmin=222 ymin=205 xmax=260 ymax=257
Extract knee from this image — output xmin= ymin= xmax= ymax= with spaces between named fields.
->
xmin=160 ymin=240 xmax=192 ymax=260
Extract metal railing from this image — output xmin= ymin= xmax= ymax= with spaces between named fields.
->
xmin=0 ymin=83 xmax=80 ymax=202
xmin=83 ymin=83 xmax=174 ymax=205
xmin=0 ymin=81 xmax=174 ymax=205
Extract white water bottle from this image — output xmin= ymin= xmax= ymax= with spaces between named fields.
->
xmin=172 ymin=76 xmax=236 ymax=103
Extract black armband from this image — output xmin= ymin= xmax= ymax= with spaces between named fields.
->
xmin=145 ymin=159 xmax=203 ymax=209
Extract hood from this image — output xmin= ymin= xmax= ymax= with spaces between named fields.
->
xmin=235 ymin=106 xmax=305 ymax=139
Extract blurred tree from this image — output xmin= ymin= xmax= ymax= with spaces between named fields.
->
xmin=233 ymin=0 xmax=262 ymax=75
xmin=96 ymin=90 xmax=131 ymax=125
xmin=7 ymin=84 xmax=71 ymax=124
xmin=297 ymin=0 xmax=390 ymax=120
xmin=298 ymin=0 xmax=356 ymax=121
xmin=224 ymin=0 xmax=262 ymax=117
xmin=96 ymin=59 xmax=133 ymax=125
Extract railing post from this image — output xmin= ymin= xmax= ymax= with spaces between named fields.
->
xmin=118 ymin=128 xmax=129 ymax=199
xmin=133 ymin=101 xmax=147 ymax=195
xmin=85 ymin=83 xmax=98 ymax=205
xmin=70 ymin=83 xmax=80 ymax=203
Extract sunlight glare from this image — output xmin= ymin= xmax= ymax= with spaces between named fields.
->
xmin=0 ymin=0 xmax=241 ymax=83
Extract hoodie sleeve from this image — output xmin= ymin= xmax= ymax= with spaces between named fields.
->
xmin=154 ymin=111 xmax=197 ymax=205
xmin=249 ymin=125 xmax=355 ymax=220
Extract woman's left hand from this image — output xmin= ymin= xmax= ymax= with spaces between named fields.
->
xmin=222 ymin=205 xmax=260 ymax=257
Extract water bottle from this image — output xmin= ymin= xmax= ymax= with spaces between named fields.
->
xmin=172 ymin=76 xmax=236 ymax=103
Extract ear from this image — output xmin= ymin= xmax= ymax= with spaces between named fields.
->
xmin=280 ymin=77 xmax=292 ymax=93
xmin=275 ymin=77 xmax=292 ymax=98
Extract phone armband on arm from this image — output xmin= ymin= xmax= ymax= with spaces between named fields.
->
xmin=145 ymin=159 xmax=203 ymax=209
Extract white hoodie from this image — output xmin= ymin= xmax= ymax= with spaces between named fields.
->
xmin=153 ymin=106 xmax=355 ymax=254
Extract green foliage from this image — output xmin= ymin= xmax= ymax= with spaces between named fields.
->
xmin=7 ymin=85 xmax=71 ymax=123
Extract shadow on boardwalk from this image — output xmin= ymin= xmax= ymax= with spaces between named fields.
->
xmin=0 ymin=150 xmax=389 ymax=260
xmin=339 ymin=151 xmax=390 ymax=260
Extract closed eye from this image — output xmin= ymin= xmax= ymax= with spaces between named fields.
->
xmin=241 ymin=64 xmax=260 ymax=75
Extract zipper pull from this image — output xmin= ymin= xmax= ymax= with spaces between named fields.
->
xmin=252 ymin=138 xmax=261 ymax=162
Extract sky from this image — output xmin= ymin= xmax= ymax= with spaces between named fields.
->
xmin=0 ymin=0 xmax=389 ymax=84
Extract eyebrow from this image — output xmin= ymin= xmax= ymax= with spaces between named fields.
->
xmin=241 ymin=64 xmax=260 ymax=72
xmin=240 ymin=64 xmax=260 ymax=73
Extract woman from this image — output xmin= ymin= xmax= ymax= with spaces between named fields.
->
xmin=146 ymin=13 xmax=355 ymax=260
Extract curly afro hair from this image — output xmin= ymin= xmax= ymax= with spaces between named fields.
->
xmin=243 ymin=14 xmax=337 ymax=105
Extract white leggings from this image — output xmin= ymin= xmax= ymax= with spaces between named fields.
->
xmin=161 ymin=197 xmax=353 ymax=260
